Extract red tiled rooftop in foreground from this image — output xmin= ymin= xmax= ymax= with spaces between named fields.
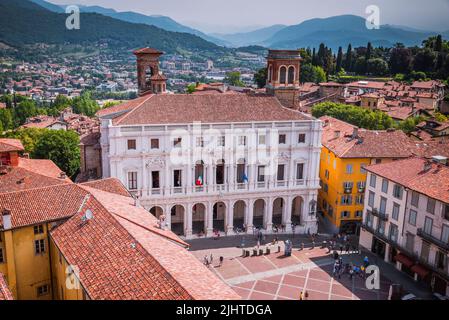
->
xmin=81 ymin=178 xmax=131 ymax=198
xmin=99 ymin=94 xmax=311 ymax=125
xmin=0 ymin=139 xmax=24 ymax=152
xmin=366 ymin=157 xmax=449 ymax=204
xmin=51 ymin=185 xmax=240 ymax=300
xmin=320 ymin=116 xmax=414 ymax=159
xmin=0 ymin=273 xmax=13 ymax=300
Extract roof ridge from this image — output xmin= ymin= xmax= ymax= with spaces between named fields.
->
xmin=115 ymin=94 xmax=154 ymax=125
xmin=111 ymin=211 xmax=189 ymax=248
xmin=0 ymin=180 xmax=73 ymax=196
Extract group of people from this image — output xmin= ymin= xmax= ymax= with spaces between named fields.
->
xmin=203 ymin=253 xmax=224 ymax=268
xmin=332 ymin=253 xmax=371 ymax=280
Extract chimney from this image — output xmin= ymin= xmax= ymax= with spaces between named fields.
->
xmin=22 ymin=153 xmax=30 ymax=159
xmin=334 ymin=130 xmax=341 ymax=138
xmin=2 ymin=209 xmax=12 ymax=230
xmin=352 ymin=127 xmax=359 ymax=139
xmin=59 ymin=172 xmax=67 ymax=179
xmin=423 ymin=160 xmax=432 ymax=172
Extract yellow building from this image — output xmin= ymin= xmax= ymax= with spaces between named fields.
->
xmin=318 ymin=116 xmax=413 ymax=234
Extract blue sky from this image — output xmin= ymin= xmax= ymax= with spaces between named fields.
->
xmin=50 ymin=0 xmax=449 ymax=33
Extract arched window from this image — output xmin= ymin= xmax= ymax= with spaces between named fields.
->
xmin=288 ymin=66 xmax=295 ymax=84
xmin=279 ymin=66 xmax=287 ymax=84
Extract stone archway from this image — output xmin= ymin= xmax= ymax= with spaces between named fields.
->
xmin=272 ymin=198 xmax=284 ymax=226
xmin=149 ymin=206 xmax=164 ymax=219
xmin=170 ymin=205 xmax=185 ymax=236
xmin=253 ymin=199 xmax=266 ymax=230
xmin=192 ymin=203 xmax=206 ymax=236
xmin=292 ymin=196 xmax=304 ymax=225
xmin=233 ymin=200 xmax=246 ymax=231
xmin=213 ymin=202 xmax=226 ymax=232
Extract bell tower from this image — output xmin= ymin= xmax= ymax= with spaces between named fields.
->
xmin=134 ymin=47 xmax=167 ymax=96
xmin=265 ymin=49 xmax=302 ymax=108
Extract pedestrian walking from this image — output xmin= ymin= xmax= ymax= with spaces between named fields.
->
xmin=219 ymin=256 xmax=224 ymax=267
xmin=210 ymin=254 xmax=214 ymax=265
xmin=299 ymin=291 xmax=304 ymax=300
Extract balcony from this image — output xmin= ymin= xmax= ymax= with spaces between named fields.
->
xmin=417 ymin=228 xmax=449 ymax=251
xmin=361 ymin=223 xmax=391 ymax=244
xmin=344 ymin=188 xmax=353 ymax=194
xmin=370 ymin=209 xmax=389 ymax=221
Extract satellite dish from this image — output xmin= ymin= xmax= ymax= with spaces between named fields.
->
xmin=85 ymin=209 xmax=94 ymax=220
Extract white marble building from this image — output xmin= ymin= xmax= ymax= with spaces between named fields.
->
xmin=98 ymin=93 xmax=322 ymax=239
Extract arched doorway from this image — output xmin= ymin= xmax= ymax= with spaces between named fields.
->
xmin=149 ymin=206 xmax=164 ymax=219
xmin=213 ymin=202 xmax=226 ymax=232
xmin=292 ymin=196 xmax=303 ymax=225
xmin=233 ymin=200 xmax=246 ymax=231
xmin=253 ymin=199 xmax=265 ymax=229
xmin=273 ymin=198 xmax=284 ymax=226
xmin=192 ymin=203 xmax=206 ymax=236
xmin=170 ymin=205 xmax=185 ymax=236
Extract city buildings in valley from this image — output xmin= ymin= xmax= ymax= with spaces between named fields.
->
xmin=318 ymin=116 xmax=414 ymax=234
xmin=359 ymin=157 xmax=449 ymax=296
xmin=98 ymin=48 xmax=322 ymax=239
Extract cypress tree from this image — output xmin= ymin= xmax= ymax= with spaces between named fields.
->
xmin=336 ymin=46 xmax=343 ymax=72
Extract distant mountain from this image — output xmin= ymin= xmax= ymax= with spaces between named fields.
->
xmin=29 ymin=0 xmax=64 ymax=13
xmin=41 ymin=2 xmax=229 ymax=46
xmin=264 ymin=15 xmax=439 ymax=50
xmin=212 ymin=25 xmax=286 ymax=47
xmin=0 ymin=0 xmax=223 ymax=54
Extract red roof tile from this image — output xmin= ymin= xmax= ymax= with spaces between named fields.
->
xmin=320 ymin=116 xmax=414 ymax=159
xmin=0 ymin=273 xmax=13 ymax=300
xmin=81 ymin=178 xmax=131 ymax=198
xmin=0 ymin=139 xmax=24 ymax=152
xmin=366 ymin=157 xmax=449 ymax=204
xmin=110 ymin=94 xmax=311 ymax=125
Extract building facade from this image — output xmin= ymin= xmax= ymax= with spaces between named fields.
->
xmin=98 ymin=48 xmax=322 ymax=239
xmin=318 ymin=116 xmax=414 ymax=234
xmin=359 ymin=158 xmax=449 ymax=296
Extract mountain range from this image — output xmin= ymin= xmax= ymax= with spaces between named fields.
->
xmin=1 ymin=0 xmax=223 ymax=54
xmin=4 ymin=0 xmax=449 ymax=53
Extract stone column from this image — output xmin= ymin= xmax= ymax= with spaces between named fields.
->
xmin=164 ymin=204 xmax=172 ymax=231
xmin=265 ymin=197 xmax=273 ymax=232
xmin=185 ymin=204 xmax=193 ymax=239
xmin=186 ymin=164 xmax=192 ymax=194
xmin=226 ymin=200 xmax=234 ymax=235
xmin=164 ymin=165 xmax=170 ymax=195
xmin=206 ymin=202 xmax=214 ymax=237
xmin=283 ymin=196 xmax=293 ymax=232
xmin=246 ymin=199 xmax=254 ymax=234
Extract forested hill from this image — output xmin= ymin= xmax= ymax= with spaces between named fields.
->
xmin=0 ymin=0 xmax=224 ymax=54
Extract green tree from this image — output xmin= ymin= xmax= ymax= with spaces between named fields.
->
xmin=13 ymin=100 xmax=41 ymax=127
xmin=311 ymin=102 xmax=394 ymax=130
xmin=344 ymin=44 xmax=353 ymax=71
xmin=300 ymin=64 xmax=327 ymax=83
xmin=224 ymin=71 xmax=245 ymax=87
xmin=1 ymin=128 xmax=47 ymax=155
xmin=389 ymin=47 xmax=412 ymax=74
xmin=0 ymin=108 xmax=13 ymax=131
xmin=71 ymin=92 xmax=100 ymax=117
xmin=253 ymin=67 xmax=267 ymax=88
xmin=336 ymin=47 xmax=343 ymax=72
xmin=366 ymin=58 xmax=389 ymax=76
xmin=186 ymin=83 xmax=197 ymax=94
xmin=33 ymin=130 xmax=80 ymax=178
xmin=413 ymin=48 xmax=437 ymax=73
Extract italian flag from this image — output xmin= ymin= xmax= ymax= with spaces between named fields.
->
xmin=196 ymin=176 xmax=203 ymax=186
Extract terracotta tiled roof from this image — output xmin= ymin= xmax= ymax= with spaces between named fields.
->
xmin=17 ymin=158 xmax=71 ymax=181
xmin=411 ymin=140 xmax=449 ymax=159
xmin=0 ymin=273 xmax=13 ymax=300
xmin=81 ymin=178 xmax=131 ymax=198
xmin=51 ymin=186 xmax=240 ymax=300
xmin=0 ymin=139 xmax=24 ymax=152
xmin=0 ymin=184 xmax=88 ymax=230
xmin=366 ymin=157 xmax=449 ymax=204
xmin=320 ymin=116 xmax=413 ymax=159
xmin=109 ymin=94 xmax=311 ymax=125
xmin=133 ymin=47 xmax=163 ymax=55
xmin=96 ymin=94 xmax=153 ymax=118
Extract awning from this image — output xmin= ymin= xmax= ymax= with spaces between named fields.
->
xmin=394 ymin=253 xmax=414 ymax=268
xmin=411 ymin=264 xmax=430 ymax=278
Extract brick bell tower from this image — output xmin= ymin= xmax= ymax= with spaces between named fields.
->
xmin=265 ymin=49 xmax=302 ymax=108
xmin=133 ymin=47 xmax=167 ymax=96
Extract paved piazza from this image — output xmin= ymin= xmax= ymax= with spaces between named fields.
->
xmin=190 ymin=239 xmax=392 ymax=300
